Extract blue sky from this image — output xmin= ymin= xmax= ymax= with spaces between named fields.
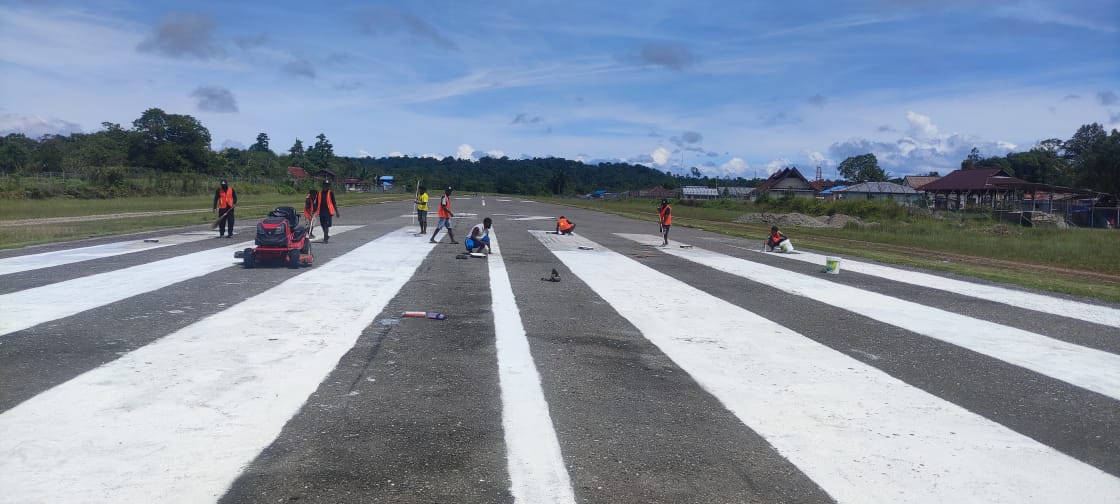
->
xmin=1 ymin=0 xmax=1117 ymax=179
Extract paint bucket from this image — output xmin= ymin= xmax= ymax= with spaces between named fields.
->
xmin=824 ymin=256 xmax=841 ymax=274
xmin=779 ymin=239 xmax=793 ymax=253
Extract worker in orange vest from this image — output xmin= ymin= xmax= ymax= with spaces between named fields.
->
xmin=556 ymin=216 xmax=575 ymax=235
xmin=429 ymin=186 xmax=458 ymax=244
xmin=765 ymin=225 xmax=788 ymax=252
xmin=658 ymin=198 xmax=672 ymax=246
xmin=212 ymin=179 xmax=238 ymax=238
xmin=316 ymin=180 xmax=340 ymax=243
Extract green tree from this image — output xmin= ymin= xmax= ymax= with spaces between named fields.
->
xmin=287 ymin=138 xmax=307 ymax=169
xmin=0 ymin=133 xmax=37 ymax=174
xmin=837 ymin=153 xmax=887 ymax=182
xmin=307 ymin=133 xmax=334 ymax=171
xmin=249 ymin=132 xmax=270 ymax=153
xmin=1072 ymin=128 xmax=1120 ymax=196
xmin=129 ymin=108 xmax=212 ymax=172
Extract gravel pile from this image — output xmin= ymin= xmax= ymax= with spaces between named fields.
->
xmin=734 ymin=212 xmax=867 ymax=228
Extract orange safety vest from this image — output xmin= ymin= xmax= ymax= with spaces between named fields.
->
xmin=769 ymin=230 xmax=784 ymax=244
xmin=317 ymin=190 xmax=337 ymax=216
xmin=557 ymin=217 xmax=573 ymax=231
xmin=304 ymin=192 xmax=317 ymax=218
xmin=437 ymin=195 xmax=452 ymax=218
xmin=217 ymin=187 xmax=234 ymax=209
xmin=659 ymin=205 xmax=672 ymax=226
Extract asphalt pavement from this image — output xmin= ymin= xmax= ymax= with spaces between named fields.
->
xmin=1 ymin=194 xmax=1118 ymax=504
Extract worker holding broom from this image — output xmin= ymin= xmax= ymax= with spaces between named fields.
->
xmin=212 ymin=179 xmax=238 ymax=238
xmin=658 ymin=198 xmax=672 ymax=246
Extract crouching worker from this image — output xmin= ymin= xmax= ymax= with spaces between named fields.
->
xmin=556 ymin=216 xmax=575 ymax=235
xmin=466 ymin=217 xmax=492 ymax=254
xmin=765 ymin=225 xmax=791 ymax=252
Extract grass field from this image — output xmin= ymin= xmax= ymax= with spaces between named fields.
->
xmin=0 ymin=192 xmax=397 ymax=249
xmin=552 ymin=198 xmax=1120 ymax=303
xmin=2 ymin=194 xmax=1118 ymax=303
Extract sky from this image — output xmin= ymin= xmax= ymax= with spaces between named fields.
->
xmin=1 ymin=0 xmax=1117 ymax=179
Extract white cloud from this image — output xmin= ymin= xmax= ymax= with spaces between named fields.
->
xmin=651 ymin=146 xmax=671 ymax=166
xmin=456 ymin=143 xmax=474 ymax=160
xmin=764 ymin=158 xmax=792 ymax=175
xmin=716 ymin=157 xmax=749 ymax=177
xmin=358 ymin=150 xmax=373 ymax=158
xmin=388 ymin=151 xmax=404 ymax=157
xmin=0 ymin=113 xmax=82 ymax=137
xmin=486 ymin=149 xmax=505 ymax=158
xmin=906 ymin=111 xmax=938 ymax=139
xmin=806 ymin=150 xmax=831 ymax=168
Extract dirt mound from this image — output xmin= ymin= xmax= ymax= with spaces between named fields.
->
xmin=734 ymin=212 xmax=865 ymax=228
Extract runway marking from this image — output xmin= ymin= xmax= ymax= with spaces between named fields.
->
xmin=0 ymin=226 xmax=360 ymax=337
xmin=0 ymin=231 xmax=214 ymax=275
xmin=535 ymin=230 xmax=1120 ymax=503
xmin=0 ymin=228 xmax=431 ymax=503
xmin=752 ymin=246 xmax=1120 ymax=328
xmin=620 ymin=234 xmax=1120 ymax=402
xmin=488 ymin=231 xmax=576 ymax=504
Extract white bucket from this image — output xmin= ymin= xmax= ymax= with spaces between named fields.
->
xmin=825 ymin=256 xmax=841 ymax=274
xmin=779 ymin=239 xmax=793 ymax=253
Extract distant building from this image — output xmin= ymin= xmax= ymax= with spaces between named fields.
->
xmin=681 ymin=185 xmax=719 ymax=200
xmin=903 ymin=175 xmax=940 ymax=190
xmin=756 ymin=167 xmax=816 ymax=199
xmin=720 ymin=186 xmax=754 ymax=200
xmin=916 ymin=168 xmax=1027 ymax=210
xmin=345 ymin=177 xmax=372 ymax=192
xmin=287 ymin=166 xmax=309 ymax=180
xmin=833 ymin=181 xmax=922 ymax=205
xmin=630 ymin=186 xmax=679 ymax=199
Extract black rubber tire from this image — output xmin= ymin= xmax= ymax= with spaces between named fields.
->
xmin=288 ymin=249 xmax=300 ymax=269
xmin=243 ymin=248 xmax=255 ymax=269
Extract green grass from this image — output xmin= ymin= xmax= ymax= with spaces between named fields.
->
xmin=550 ymin=197 xmax=1120 ymax=303
xmin=3 ymin=193 xmax=1118 ymax=302
xmin=0 ymin=192 xmax=398 ymax=249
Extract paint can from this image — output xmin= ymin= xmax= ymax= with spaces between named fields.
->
xmin=825 ymin=256 xmax=841 ymax=274
xmin=779 ymin=239 xmax=793 ymax=253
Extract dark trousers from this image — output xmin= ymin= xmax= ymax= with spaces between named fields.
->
xmin=218 ymin=208 xmax=235 ymax=236
xmin=319 ymin=214 xmax=333 ymax=237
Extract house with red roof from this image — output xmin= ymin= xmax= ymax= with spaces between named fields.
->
xmin=915 ymin=168 xmax=1027 ymax=210
xmin=756 ymin=167 xmax=816 ymax=199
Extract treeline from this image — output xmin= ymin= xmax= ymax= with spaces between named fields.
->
xmin=0 ymin=108 xmax=733 ymax=198
xmin=0 ymin=107 xmax=1116 ymax=198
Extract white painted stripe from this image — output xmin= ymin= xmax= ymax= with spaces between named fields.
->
xmin=620 ymin=234 xmax=1120 ymax=401
xmin=749 ymin=244 xmax=1120 ymax=328
xmin=0 ymin=231 xmax=214 ymax=276
xmin=0 ymin=228 xmax=431 ymax=503
xmin=533 ymin=231 xmax=1120 ymax=504
xmin=488 ymin=231 xmax=577 ymax=504
xmin=0 ymin=226 xmax=361 ymax=337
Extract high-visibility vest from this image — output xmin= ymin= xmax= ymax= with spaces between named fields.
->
xmin=318 ymin=190 xmax=337 ymax=216
xmin=217 ymin=187 xmax=234 ymax=208
xmin=304 ymin=193 xmax=317 ymax=218
xmin=437 ymin=195 xmax=451 ymax=218
xmin=659 ymin=205 xmax=672 ymax=226
xmin=558 ymin=217 xmax=573 ymax=231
